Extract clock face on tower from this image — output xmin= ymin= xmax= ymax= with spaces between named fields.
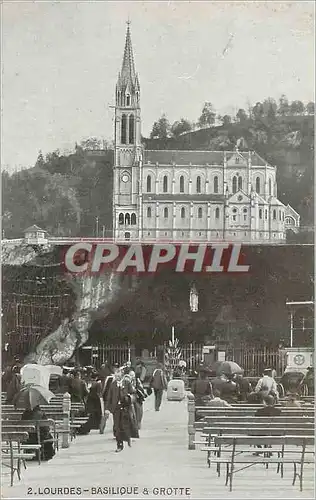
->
xmin=121 ymin=174 xmax=130 ymax=183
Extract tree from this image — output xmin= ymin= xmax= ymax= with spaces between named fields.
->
xmin=219 ymin=115 xmax=232 ymax=127
xmin=150 ymin=114 xmax=171 ymax=140
xmin=290 ymin=100 xmax=304 ymax=115
xmin=35 ymin=151 xmax=45 ymax=169
xmin=305 ymin=102 xmax=314 ymax=115
xmin=252 ymin=102 xmax=264 ymax=120
xmin=277 ymin=95 xmax=290 ymax=116
xmin=262 ymin=98 xmax=277 ymax=120
xmin=80 ymin=137 xmax=102 ymax=150
xmin=236 ymin=109 xmax=248 ymax=124
xmin=198 ymin=102 xmax=216 ymax=128
xmin=171 ymin=118 xmax=192 ymax=138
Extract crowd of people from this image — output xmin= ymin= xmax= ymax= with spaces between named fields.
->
xmin=2 ymin=357 xmax=170 ymax=454
xmin=47 ymin=359 xmax=169 ymax=452
xmin=2 ymin=357 xmax=313 ymax=455
xmin=191 ymin=367 xmax=304 ymax=416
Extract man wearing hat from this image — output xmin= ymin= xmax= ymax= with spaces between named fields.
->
xmin=255 ymin=368 xmax=279 ymax=402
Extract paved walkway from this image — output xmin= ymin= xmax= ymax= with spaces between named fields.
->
xmin=2 ymin=394 xmax=314 ymax=499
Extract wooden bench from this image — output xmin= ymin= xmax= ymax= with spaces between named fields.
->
xmin=198 ymin=422 xmax=314 ymax=470
xmin=1 ymin=431 xmax=37 ymax=486
xmin=2 ymin=419 xmax=59 ymax=457
xmin=202 ymin=435 xmax=314 ymax=492
xmin=187 ymin=392 xmax=314 ymax=449
xmin=195 ymin=415 xmax=314 ymax=442
xmin=2 ymin=410 xmax=88 ymax=443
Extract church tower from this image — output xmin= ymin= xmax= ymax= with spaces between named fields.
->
xmin=113 ymin=22 xmax=142 ymax=241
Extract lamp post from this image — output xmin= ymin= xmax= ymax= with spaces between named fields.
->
xmin=95 ymin=216 xmax=99 ymax=237
xmin=289 ymin=309 xmax=294 ymax=348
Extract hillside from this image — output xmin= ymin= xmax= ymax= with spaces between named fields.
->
xmin=2 ymin=148 xmax=113 ymax=239
xmin=2 ymin=114 xmax=314 ymax=239
xmin=144 ymin=114 xmax=314 ymax=230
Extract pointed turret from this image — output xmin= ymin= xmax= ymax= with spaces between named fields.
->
xmin=121 ymin=23 xmax=136 ymax=85
xmin=116 ymin=22 xmax=140 ymax=108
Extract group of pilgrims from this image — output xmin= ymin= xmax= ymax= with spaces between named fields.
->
xmin=58 ymin=360 xmax=152 ymax=452
xmin=2 ymin=358 xmax=157 ymax=455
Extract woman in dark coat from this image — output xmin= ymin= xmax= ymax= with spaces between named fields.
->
xmin=6 ymin=366 xmax=22 ymax=404
xmin=77 ymin=380 xmax=105 ymax=435
xmin=134 ymin=375 xmax=147 ymax=430
xmin=21 ymin=405 xmax=55 ymax=461
xmin=69 ymin=371 xmax=88 ymax=403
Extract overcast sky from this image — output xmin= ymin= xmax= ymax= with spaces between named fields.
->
xmin=2 ymin=1 xmax=314 ymax=171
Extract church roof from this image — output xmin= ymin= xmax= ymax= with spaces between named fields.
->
xmin=286 ymin=204 xmax=300 ymax=217
xmin=144 ymin=150 xmax=224 ymax=166
xmin=23 ymin=225 xmax=46 ymax=233
xmin=252 ymin=192 xmax=268 ymax=204
xmin=143 ymin=150 xmax=270 ymax=167
xmin=269 ymin=196 xmax=285 ymax=207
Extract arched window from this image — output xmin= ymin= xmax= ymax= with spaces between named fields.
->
xmin=238 ymin=176 xmax=242 ymax=191
xmin=146 ymin=175 xmax=152 ymax=192
xmin=129 ymin=115 xmax=134 ymax=144
xmin=259 ymin=209 xmax=262 ymax=219
xmin=164 ymin=207 xmax=168 ymax=218
xmin=269 ymin=178 xmax=272 ymax=196
xmin=124 ymin=232 xmax=130 ymax=240
xmin=126 ymin=95 xmax=130 ymax=106
xmin=214 ymin=176 xmax=219 ymax=193
xmin=196 ymin=176 xmax=201 ymax=193
xmin=198 ymin=207 xmax=202 ymax=218
xmin=232 ymin=176 xmax=237 ymax=193
xmin=121 ymin=114 xmax=127 ymax=144
xmin=279 ymin=211 xmax=281 ymax=221
xmin=273 ymin=209 xmax=276 ymax=220
xmin=125 ymin=213 xmax=130 ymax=225
xmin=119 ymin=213 xmax=124 ymax=225
xmin=180 ymin=176 xmax=184 ymax=193
xmin=131 ymin=213 xmax=136 ymax=225
xmin=163 ymin=175 xmax=168 ymax=193
xmin=215 ymin=207 xmax=220 ymax=219
xmin=147 ymin=207 xmax=152 ymax=218
xmin=181 ymin=207 xmax=185 ymax=218
xmin=265 ymin=209 xmax=268 ymax=219
xmin=256 ymin=177 xmax=260 ymax=194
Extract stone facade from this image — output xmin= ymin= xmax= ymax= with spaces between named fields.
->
xmin=113 ymin=26 xmax=300 ymax=243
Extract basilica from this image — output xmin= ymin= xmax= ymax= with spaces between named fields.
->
xmin=113 ymin=25 xmax=300 ymax=243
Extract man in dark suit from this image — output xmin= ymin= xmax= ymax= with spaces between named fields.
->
xmin=105 ymin=371 xmax=137 ymax=452
xmin=150 ymin=363 xmax=167 ymax=412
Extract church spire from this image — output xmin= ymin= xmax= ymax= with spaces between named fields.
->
xmin=116 ymin=21 xmax=140 ymax=108
xmin=120 ymin=21 xmax=137 ymax=86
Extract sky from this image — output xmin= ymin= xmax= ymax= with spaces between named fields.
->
xmin=2 ymin=1 xmax=315 ymax=171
